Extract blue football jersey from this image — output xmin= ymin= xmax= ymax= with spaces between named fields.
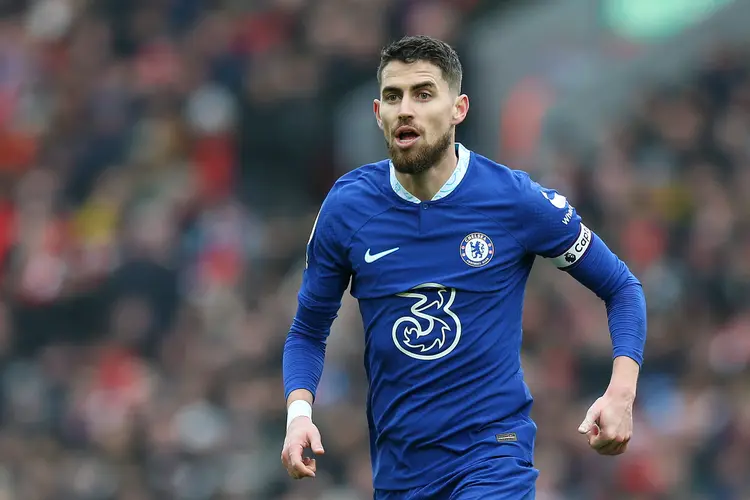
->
xmin=291 ymin=144 xmax=622 ymax=490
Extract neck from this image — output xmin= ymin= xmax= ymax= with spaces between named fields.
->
xmin=395 ymin=144 xmax=458 ymax=202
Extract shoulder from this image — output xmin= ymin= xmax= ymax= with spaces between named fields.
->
xmin=327 ymin=160 xmax=390 ymax=206
xmin=468 ymin=152 xmax=553 ymax=208
xmin=316 ymin=159 xmax=391 ymax=237
xmin=464 ymin=152 xmax=582 ymax=254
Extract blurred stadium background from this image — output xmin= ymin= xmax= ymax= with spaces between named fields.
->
xmin=0 ymin=0 xmax=747 ymax=498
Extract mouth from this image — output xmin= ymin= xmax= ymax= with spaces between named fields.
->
xmin=393 ymin=126 xmax=421 ymax=148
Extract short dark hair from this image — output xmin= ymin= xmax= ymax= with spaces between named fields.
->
xmin=377 ymin=35 xmax=463 ymax=92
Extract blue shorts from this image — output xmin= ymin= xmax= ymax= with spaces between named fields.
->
xmin=374 ymin=456 xmax=538 ymax=500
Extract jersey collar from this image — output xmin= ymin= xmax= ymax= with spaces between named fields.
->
xmin=389 ymin=143 xmax=470 ymax=204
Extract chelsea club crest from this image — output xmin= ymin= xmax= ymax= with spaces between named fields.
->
xmin=460 ymin=232 xmax=494 ymax=268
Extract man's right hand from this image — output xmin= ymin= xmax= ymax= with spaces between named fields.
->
xmin=281 ymin=415 xmax=325 ymax=479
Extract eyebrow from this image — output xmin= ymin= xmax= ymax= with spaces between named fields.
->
xmin=382 ymin=81 xmax=437 ymax=95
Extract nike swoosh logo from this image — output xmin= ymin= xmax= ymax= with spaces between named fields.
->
xmin=364 ymin=247 xmax=400 ymax=263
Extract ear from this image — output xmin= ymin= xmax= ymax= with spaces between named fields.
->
xmin=451 ymin=94 xmax=469 ymax=126
xmin=373 ymin=99 xmax=383 ymax=130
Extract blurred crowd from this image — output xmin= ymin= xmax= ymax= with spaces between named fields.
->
xmin=0 ymin=0 xmax=747 ymax=499
xmin=0 ymin=1 xmax=491 ymax=499
xmin=514 ymin=46 xmax=750 ymax=500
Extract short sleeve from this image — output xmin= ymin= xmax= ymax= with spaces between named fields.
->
xmin=512 ymin=172 xmax=592 ymax=270
xmin=301 ymin=188 xmax=352 ymax=301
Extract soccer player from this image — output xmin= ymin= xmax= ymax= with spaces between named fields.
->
xmin=281 ymin=35 xmax=647 ymax=499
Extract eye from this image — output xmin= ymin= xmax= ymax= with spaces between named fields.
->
xmin=385 ymin=94 xmax=400 ymax=103
xmin=417 ymin=91 xmax=432 ymax=100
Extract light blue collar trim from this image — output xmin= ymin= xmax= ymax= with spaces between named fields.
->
xmin=389 ymin=143 xmax=470 ymax=204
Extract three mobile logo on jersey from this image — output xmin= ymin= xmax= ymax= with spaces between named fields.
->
xmin=392 ymin=283 xmax=462 ymax=361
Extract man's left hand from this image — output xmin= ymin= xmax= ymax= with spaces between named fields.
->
xmin=577 ymin=390 xmax=634 ymax=456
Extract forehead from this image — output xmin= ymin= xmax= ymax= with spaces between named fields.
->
xmin=380 ymin=60 xmax=447 ymax=90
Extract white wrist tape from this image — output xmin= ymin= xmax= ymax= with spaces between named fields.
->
xmin=286 ymin=400 xmax=312 ymax=429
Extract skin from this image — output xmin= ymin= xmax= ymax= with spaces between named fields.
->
xmin=373 ymin=59 xmax=469 ymax=202
xmin=281 ymin=59 xmax=639 ymax=482
xmin=578 ymin=356 xmax=639 ymax=456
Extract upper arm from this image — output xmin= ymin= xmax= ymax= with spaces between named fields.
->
xmin=301 ymin=188 xmax=352 ymax=303
xmin=511 ymin=172 xmax=592 ymax=270
xmin=510 ymin=172 xmax=640 ymax=298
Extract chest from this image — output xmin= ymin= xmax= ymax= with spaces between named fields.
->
xmin=347 ymin=204 xmax=528 ymax=298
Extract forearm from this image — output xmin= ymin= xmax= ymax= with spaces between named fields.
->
xmin=283 ymin=327 xmax=327 ymax=400
xmin=605 ymin=280 xmax=647 ymax=367
xmin=287 ymin=388 xmax=314 ymax=407
xmin=599 ymin=279 xmax=646 ymax=399
xmin=567 ymin=235 xmax=647 ymax=367
xmin=286 ymin=388 xmax=315 ymax=429
xmin=607 ymin=355 xmax=639 ymax=398
xmin=283 ymin=294 xmax=341 ymax=429
xmin=282 ymin=293 xmax=340 ymax=401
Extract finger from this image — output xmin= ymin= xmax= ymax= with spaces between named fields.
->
xmin=288 ymin=444 xmax=315 ymax=478
xmin=595 ymin=439 xmax=622 ymax=455
xmin=309 ymin=428 xmax=325 ymax=455
xmin=590 ymin=431 xmax=629 ymax=454
xmin=584 ymin=423 xmax=599 ymax=443
xmin=303 ymin=457 xmax=317 ymax=474
xmin=287 ymin=461 xmax=314 ymax=480
xmin=602 ymin=439 xmax=629 ymax=456
xmin=291 ymin=462 xmax=315 ymax=479
xmin=579 ymin=405 xmax=600 ymax=434
xmin=588 ymin=432 xmax=612 ymax=451
xmin=597 ymin=429 xmax=619 ymax=443
xmin=589 ymin=433 xmax=614 ymax=450
xmin=614 ymin=440 xmax=629 ymax=455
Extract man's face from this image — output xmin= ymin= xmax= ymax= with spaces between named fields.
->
xmin=374 ymin=60 xmax=468 ymax=175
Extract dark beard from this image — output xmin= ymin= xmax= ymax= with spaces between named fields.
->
xmin=388 ymin=128 xmax=453 ymax=175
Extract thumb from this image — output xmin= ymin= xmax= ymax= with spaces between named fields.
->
xmin=578 ymin=403 xmax=600 ymax=434
xmin=309 ymin=428 xmax=325 ymax=455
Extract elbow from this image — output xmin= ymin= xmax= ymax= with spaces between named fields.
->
xmin=606 ymin=267 xmax=644 ymax=304
xmin=605 ymin=280 xmax=647 ymax=330
xmin=287 ymin=315 xmax=332 ymax=343
xmin=612 ymin=271 xmax=643 ymax=297
xmin=605 ymin=276 xmax=645 ymax=309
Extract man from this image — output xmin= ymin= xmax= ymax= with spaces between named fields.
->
xmin=281 ymin=35 xmax=646 ymax=499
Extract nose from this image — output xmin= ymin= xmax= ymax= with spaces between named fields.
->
xmin=397 ymin=96 xmax=415 ymax=120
